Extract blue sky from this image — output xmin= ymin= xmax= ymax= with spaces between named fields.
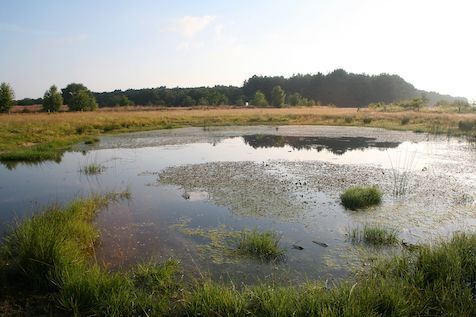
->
xmin=1 ymin=0 xmax=474 ymax=99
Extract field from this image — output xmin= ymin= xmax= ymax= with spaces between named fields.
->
xmin=1 ymin=106 xmax=476 ymax=163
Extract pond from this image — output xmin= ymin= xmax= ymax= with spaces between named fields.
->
xmin=0 ymin=125 xmax=475 ymax=284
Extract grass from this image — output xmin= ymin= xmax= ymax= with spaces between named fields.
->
xmin=80 ymin=163 xmax=105 ymax=175
xmin=181 ymin=233 xmax=476 ymax=316
xmin=0 ymin=194 xmax=180 ymax=316
xmin=237 ymin=228 xmax=285 ymax=261
xmin=1 ymin=195 xmax=475 ymax=316
xmin=340 ymin=185 xmax=382 ymax=210
xmin=349 ymin=224 xmax=399 ymax=246
xmin=84 ymin=137 xmax=100 ymax=145
xmin=1 ymin=106 xmax=476 ymax=164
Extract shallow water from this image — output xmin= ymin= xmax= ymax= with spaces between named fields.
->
xmin=0 ymin=126 xmax=474 ymax=283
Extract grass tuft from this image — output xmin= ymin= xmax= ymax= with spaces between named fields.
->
xmin=80 ymin=163 xmax=105 ymax=175
xmin=237 ymin=228 xmax=285 ymax=261
xmin=84 ymin=137 xmax=100 ymax=145
xmin=349 ymin=224 xmax=399 ymax=246
xmin=340 ymin=185 xmax=382 ymax=210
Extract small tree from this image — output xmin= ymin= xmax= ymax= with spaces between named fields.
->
xmin=252 ymin=90 xmax=268 ymax=107
xmin=118 ymin=95 xmax=133 ymax=106
xmin=0 ymin=82 xmax=15 ymax=113
xmin=182 ymin=95 xmax=196 ymax=107
xmin=42 ymin=85 xmax=63 ymax=112
xmin=288 ymin=93 xmax=302 ymax=106
xmin=64 ymin=83 xmax=98 ymax=111
xmin=69 ymin=90 xmax=98 ymax=111
xmin=271 ymin=85 xmax=285 ymax=107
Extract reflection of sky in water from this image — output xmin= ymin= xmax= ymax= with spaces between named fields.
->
xmin=0 ymin=130 xmax=474 ymax=282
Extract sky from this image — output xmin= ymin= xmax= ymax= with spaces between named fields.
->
xmin=1 ymin=0 xmax=475 ymax=100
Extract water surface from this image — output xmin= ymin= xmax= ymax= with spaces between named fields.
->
xmin=0 ymin=126 xmax=474 ymax=283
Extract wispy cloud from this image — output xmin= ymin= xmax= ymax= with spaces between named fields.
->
xmin=173 ymin=15 xmax=216 ymax=37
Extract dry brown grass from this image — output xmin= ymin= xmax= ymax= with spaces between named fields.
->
xmin=1 ymin=106 xmax=475 ymax=162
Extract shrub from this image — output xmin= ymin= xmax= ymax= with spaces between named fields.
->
xmin=363 ymin=117 xmax=372 ymax=124
xmin=344 ymin=116 xmax=353 ymax=123
xmin=400 ymin=116 xmax=410 ymax=125
xmin=458 ymin=120 xmax=475 ymax=132
xmin=340 ymin=186 xmax=382 ymax=210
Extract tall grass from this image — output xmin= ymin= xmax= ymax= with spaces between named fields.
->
xmin=349 ymin=224 xmax=399 ymax=246
xmin=340 ymin=186 xmax=382 ymax=210
xmin=0 ymin=194 xmax=180 ymax=316
xmin=237 ymin=228 xmax=285 ymax=261
xmin=388 ymin=149 xmax=416 ymax=197
xmin=180 ymin=234 xmax=476 ymax=316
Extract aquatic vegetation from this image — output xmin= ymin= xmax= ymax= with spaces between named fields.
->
xmin=171 ymin=217 xmax=241 ymax=264
xmin=340 ymin=185 xmax=382 ymax=210
xmin=388 ymin=149 xmax=416 ymax=197
xmin=349 ymin=224 xmax=399 ymax=246
xmin=237 ymin=228 xmax=285 ymax=261
xmin=1 ymin=194 xmax=475 ymax=316
xmin=84 ymin=137 xmax=100 ymax=145
xmin=181 ymin=233 xmax=476 ymax=317
xmin=80 ymin=163 xmax=105 ymax=175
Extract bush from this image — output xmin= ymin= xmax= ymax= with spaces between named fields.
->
xmin=252 ymin=91 xmax=269 ymax=107
xmin=344 ymin=116 xmax=353 ymax=123
xmin=458 ymin=120 xmax=475 ymax=132
xmin=400 ymin=116 xmax=410 ymax=125
xmin=363 ymin=117 xmax=372 ymax=124
xmin=340 ymin=186 xmax=382 ymax=210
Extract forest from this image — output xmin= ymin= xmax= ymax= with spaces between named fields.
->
xmin=15 ymin=69 xmax=465 ymax=108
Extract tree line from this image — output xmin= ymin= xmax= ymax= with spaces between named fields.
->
xmin=2 ymin=69 xmax=466 ymax=113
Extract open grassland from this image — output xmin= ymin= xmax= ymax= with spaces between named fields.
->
xmin=1 ymin=195 xmax=475 ymax=316
xmin=1 ymin=106 xmax=476 ymax=162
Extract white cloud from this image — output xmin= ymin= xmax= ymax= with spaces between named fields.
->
xmin=173 ymin=15 xmax=215 ymax=37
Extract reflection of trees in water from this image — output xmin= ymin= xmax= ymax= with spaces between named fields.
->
xmin=242 ymin=135 xmax=400 ymax=155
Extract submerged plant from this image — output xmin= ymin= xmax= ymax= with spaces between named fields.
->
xmin=340 ymin=186 xmax=382 ymax=210
xmin=80 ymin=163 xmax=105 ymax=175
xmin=349 ymin=224 xmax=399 ymax=246
xmin=237 ymin=228 xmax=285 ymax=261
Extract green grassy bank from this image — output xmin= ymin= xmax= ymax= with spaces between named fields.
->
xmin=1 ymin=195 xmax=475 ymax=316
